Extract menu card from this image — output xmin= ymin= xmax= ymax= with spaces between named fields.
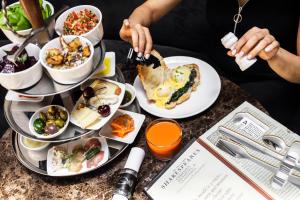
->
xmin=145 ymin=102 xmax=300 ymax=200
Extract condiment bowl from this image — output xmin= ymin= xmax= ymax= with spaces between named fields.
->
xmin=55 ymin=5 xmax=104 ymax=46
xmin=40 ymin=35 xmax=94 ymax=84
xmin=20 ymin=136 xmax=50 ymax=151
xmin=0 ymin=43 xmax=42 ymax=90
xmin=29 ymin=105 xmax=70 ymax=139
xmin=1 ymin=1 xmax=54 ymax=44
xmin=120 ymin=83 xmax=136 ymax=108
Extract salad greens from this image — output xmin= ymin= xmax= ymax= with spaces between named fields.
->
xmin=0 ymin=0 xmax=52 ymax=31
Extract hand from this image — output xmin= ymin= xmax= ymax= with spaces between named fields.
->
xmin=228 ymin=27 xmax=280 ymax=61
xmin=119 ymin=19 xmax=153 ymax=58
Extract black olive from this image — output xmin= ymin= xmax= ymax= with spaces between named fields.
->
xmin=83 ymin=86 xmax=95 ymax=100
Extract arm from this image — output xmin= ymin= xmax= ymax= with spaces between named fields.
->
xmin=231 ymin=20 xmax=300 ymax=83
xmin=119 ymin=0 xmax=181 ymax=57
xmin=267 ymin=22 xmax=300 ymax=83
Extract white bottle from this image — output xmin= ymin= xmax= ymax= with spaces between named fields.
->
xmin=112 ymin=147 xmax=145 ymax=200
xmin=221 ymin=32 xmax=257 ymax=71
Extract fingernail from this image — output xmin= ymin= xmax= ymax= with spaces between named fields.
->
xmin=247 ymin=54 xmax=252 ymax=59
xmin=231 ymin=49 xmax=237 ymax=56
xmin=237 ymin=51 xmax=244 ymax=57
xmin=265 ymin=47 xmax=271 ymax=52
xmin=145 ymin=54 xmax=150 ymax=59
xmin=134 ymin=47 xmax=139 ymax=52
xmin=138 ymin=52 xmax=143 ymax=58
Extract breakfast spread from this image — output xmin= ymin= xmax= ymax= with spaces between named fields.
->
xmin=111 ymin=114 xmax=135 ymax=138
xmin=45 ymin=36 xmax=91 ymax=69
xmin=137 ymin=50 xmax=200 ymax=109
xmin=71 ymin=79 xmax=123 ymax=129
xmin=0 ymin=46 xmax=37 ymax=73
xmin=63 ymin=9 xmax=99 ymax=35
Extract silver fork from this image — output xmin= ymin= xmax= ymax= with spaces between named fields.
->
xmin=216 ymin=139 xmax=300 ymax=186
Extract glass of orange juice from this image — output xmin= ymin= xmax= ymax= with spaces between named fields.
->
xmin=146 ymin=118 xmax=182 ymax=161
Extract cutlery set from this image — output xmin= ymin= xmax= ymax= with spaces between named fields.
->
xmin=217 ymin=125 xmax=300 ymax=189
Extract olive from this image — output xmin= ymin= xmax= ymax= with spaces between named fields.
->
xmin=33 ymin=118 xmax=45 ymax=134
xmin=46 ymin=119 xmax=55 ymax=126
xmin=39 ymin=112 xmax=47 ymax=122
xmin=46 ymin=112 xmax=55 ymax=120
xmin=48 ymin=106 xmax=58 ymax=115
xmin=59 ymin=110 xmax=68 ymax=121
xmin=55 ymin=118 xmax=65 ymax=128
xmin=83 ymin=86 xmax=95 ymax=100
xmin=98 ymin=105 xmax=110 ymax=117
xmin=44 ymin=124 xmax=58 ymax=135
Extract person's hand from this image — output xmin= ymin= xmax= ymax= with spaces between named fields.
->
xmin=119 ymin=19 xmax=153 ymax=58
xmin=228 ymin=27 xmax=280 ymax=61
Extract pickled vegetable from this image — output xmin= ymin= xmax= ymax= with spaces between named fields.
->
xmin=55 ymin=119 xmax=65 ymax=128
xmin=121 ymin=90 xmax=132 ymax=105
xmin=39 ymin=112 xmax=47 ymax=122
xmin=59 ymin=110 xmax=68 ymax=121
xmin=44 ymin=124 xmax=58 ymax=135
xmin=33 ymin=118 xmax=45 ymax=134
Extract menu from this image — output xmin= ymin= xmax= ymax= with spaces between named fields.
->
xmin=145 ymin=102 xmax=300 ymax=200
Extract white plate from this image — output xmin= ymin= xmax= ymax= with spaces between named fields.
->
xmin=98 ymin=109 xmax=145 ymax=144
xmin=133 ymin=56 xmax=221 ymax=119
xmin=47 ymin=137 xmax=109 ymax=176
xmin=70 ymin=79 xmax=125 ymax=130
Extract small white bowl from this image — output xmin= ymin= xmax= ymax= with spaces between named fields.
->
xmin=29 ymin=105 xmax=70 ymax=139
xmin=120 ymin=83 xmax=136 ymax=108
xmin=40 ymin=35 xmax=94 ymax=84
xmin=1 ymin=1 xmax=54 ymax=44
xmin=20 ymin=136 xmax=50 ymax=151
xmin=55 ymin=5 xmax=104 ymax=46
xmin=0 ymin=43 xmax=42 ymax=90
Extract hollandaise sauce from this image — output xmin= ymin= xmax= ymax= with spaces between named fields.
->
xmin=146 ymin=119 xmax=182 ymax=160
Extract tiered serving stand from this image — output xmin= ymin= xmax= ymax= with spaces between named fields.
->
xmin=3 ymin=41 xmax=141 ymax=176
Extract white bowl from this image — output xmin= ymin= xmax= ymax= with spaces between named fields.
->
xmin=1 ymin=1 xmax=54 ymax=44
xmin=40 ymin=35 xmax=94 ymax=84
xmin=0 ymin=43 xmax=42 ymax=89
xmin=120 ymin=83 xmax=136 ymax=108
xmin=29 ymin=105 xmax=70 ymax=139
xmin=20 ymin=136 xmax=50 ymax=151
xmin=55 ymin=5 xmax=104 ymax=46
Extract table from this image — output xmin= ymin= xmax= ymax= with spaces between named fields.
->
xmin=0 ymin=40 xmax=266 ymax=200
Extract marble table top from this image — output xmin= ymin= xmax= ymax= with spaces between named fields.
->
xmin=0 ymin=40 xmax=266 ymax=200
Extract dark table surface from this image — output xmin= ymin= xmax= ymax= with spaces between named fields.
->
xmin=0 ymin=39 xmax=266 ymax=200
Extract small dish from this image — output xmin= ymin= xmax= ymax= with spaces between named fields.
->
xmin=5 ymin=90 xmax=44 ymax=102
xmin=119 ymin=83 xmax=136 ymax=108
xmin=98 ymin=109 xmax=145 ymax=144
xmin=55 ymin=5 xmax=103 ymax=46
xmin=47 ymin=137 xmax=109 ymax=176
xmin=0 ymin=43 xmax=42 ymax=90
xmin=93 ymin=52 xmax=116 ymax=78
xmin=40 ymin=35 xmax=94 ymax=84
xmin=29 ymin=105 xmax=70 ymax=139
xmin=20 ymin=136 xmax=50 ymax=151
xmin=1 ymin=1 xmax=54 ymax=44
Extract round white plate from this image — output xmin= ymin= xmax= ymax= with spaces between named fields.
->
xmin=133 ymin=56 xmax=221 ymax=119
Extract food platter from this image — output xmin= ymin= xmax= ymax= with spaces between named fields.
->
xmin=10 ymin=41 xmax=105 ymax=97
xmin=134 ymin=56 xmax=221 ymax=119
xmin=10 ymin=87 xmax=141 ymax=177
xmin=4 ymin=66 xmax=126 ymax=143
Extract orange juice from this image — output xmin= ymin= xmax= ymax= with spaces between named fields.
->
xmin=146 ymin=119 xmax=182 ymax=160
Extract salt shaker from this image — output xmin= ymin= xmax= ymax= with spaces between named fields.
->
xmin=112 ymin=147 xmax=145 ymax=200
xmin=221 ymin=32 xmax=257 ymax=71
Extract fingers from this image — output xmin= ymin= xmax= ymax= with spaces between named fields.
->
xmin=265 ymin=40 xmax=280 ymax=52
xmin=123 ymin=19 xmax=130 ymax=27
xmin=234 ymin=27 xmax=260 ymax=52
xmin=143 ymin=27 xmax=153 ymax=58
xmin=247 ymin=35 xmax=275 ymax=59
xmin=131 ymin=28 xmax=139 ymax=53
xmin=119 ymin=19 xmax=131 ymax=42
xmin=135 ymin=24 xmax=146 ymax=56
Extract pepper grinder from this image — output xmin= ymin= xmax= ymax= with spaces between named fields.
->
xmin=112 ymin=147 xmax=145 ymax=200
xmin=221 ymin=32 xmax=257 ymax=71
